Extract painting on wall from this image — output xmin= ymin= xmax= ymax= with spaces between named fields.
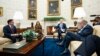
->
xmin=71 ymin=0 xmax=82 ymax=6
xmin=0 ymin=7 xmax=3 ymax=16
xmin=28 ymin=0 xmax=37 ymax=20
xmin=47 ymin=0 xmax=60 ymax=16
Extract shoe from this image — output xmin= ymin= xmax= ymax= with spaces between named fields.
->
xmin=60 ymin=49 xmax=67 ymax=55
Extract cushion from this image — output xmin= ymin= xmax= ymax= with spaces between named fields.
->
xmin=0 ymin=42 xmax=11 ymax=51
xmin=0 ymin=38 xmax=11 ymax=45
xmin=70 ymin=41 xmax=82 ymax=56
xmin=93 ymin=25 xmax=100 ymax=37
xmin=70 ymin=41 xmax=82 ymax=50
xmin=53 ymin=33 xmax=66 ymax=36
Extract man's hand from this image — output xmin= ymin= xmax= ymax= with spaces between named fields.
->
xmin=61 ymin=29 xmax=65 ymax=32
xmin=77 ymin=24 xmax=83 ymax=29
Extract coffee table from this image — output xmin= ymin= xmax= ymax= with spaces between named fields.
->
xmin=0 ymin=37 xmax=45 ymax=56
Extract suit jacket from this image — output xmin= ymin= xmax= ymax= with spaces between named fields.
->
xmin=3 ymin=25 xmax=17 ymax=37
xmin=56 ymin=23 xmax=67 ymax=32
xmin=77 ymin=24 xmax=93 ymax=38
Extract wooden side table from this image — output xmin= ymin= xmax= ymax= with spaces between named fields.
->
xmin=67 ymin=27 xmax=78 ymax=32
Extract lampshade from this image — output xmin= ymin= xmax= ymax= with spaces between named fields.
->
xmin=13 ymin=11 xmax=23 ymax=20
xmin=73 ymin=7 xmax=86 ymax=18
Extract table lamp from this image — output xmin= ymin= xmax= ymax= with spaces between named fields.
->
xmin=13 ymin=11 xmax=23 ymax=28
xmin=73 ymin=7 xmax=86 ymax=26
xmin=73 ymin=7 xmax=86 ymax=19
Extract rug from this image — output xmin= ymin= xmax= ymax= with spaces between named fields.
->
xmin=29 ymin=38 xmax=70 ymax=56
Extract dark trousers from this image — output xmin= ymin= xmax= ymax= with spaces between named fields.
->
xmin=62 ymin=32 xmax=82 ymax=49
xmin=7 ymin=35 xmax=23 ymax=43
xmin=57 ymin=29 xmax=65 ymax=40
xmin=74 ymin=35 xmax=100 ymax=56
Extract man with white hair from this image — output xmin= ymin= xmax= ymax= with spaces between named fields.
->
xmin=57 ymin=19 xmax=93 ymax=55
xmin=56 ymin=19 xmax=67 ymax=40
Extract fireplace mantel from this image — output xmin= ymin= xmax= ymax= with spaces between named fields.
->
xmin=44 ymin=17 xmax=64 ymax=21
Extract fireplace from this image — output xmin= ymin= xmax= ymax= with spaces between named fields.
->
xmin=47 ymin=26 xmax=54 ymax=35
xmin=44 ymin=21 xmax=58 ymax=35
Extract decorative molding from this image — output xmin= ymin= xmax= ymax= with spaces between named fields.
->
xmin=44 ymin=17 xmax=64 ymax=21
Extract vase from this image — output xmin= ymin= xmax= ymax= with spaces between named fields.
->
xmin=74 ymin=21 xmax=77 ymax=26
xmin=26 ymin=37 xmax=33 ymax=42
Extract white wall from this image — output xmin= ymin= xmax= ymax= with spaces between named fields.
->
xmin=83 ymin=0 xmax=100 ymax=25
xmin=0 ymin=0 xmax=100 ymax=27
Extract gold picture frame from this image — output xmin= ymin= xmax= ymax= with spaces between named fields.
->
xmin=0 ymin=7 xmax=3 ymax=16
xmin=47 ymin=0 xmax=60 ymax=16
xmin=28 ymin=0 xmax=37 ymax=20
xmin=71 ymin=0 xmax=82 ymax=6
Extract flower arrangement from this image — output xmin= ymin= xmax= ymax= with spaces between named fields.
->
xmin=22 ymin=29 xmax=38 ymax=42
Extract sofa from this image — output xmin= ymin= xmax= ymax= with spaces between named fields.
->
xmin=0 ymin=25 xmax=11 ymax=51
xmin=70 ymin=25 xmax=100 ymax=56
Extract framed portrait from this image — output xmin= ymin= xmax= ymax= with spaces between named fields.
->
xmin=71 ymin=0 xmax=82 ymax=6
xmin=0 ymin=7 xmax=3 ymax=16
xmin=28 ymin=0 xmax=37 ymax=20
xmin=47 ymin=0 xmax=60 ymax=16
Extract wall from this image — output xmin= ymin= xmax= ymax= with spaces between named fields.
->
xmin=0 ymin=0 xmax=100 ymax=27
xmin=83 ymin=0 xmax=100 ymax=25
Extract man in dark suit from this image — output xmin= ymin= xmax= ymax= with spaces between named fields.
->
xmin=3 ymin=19 xmax=23 ymax=43
xmin=74 ymin=35 xmax=100 ymax=56
xmin=57 ymin=19 xmax=93 ymax=55
xmin=56 ymin=19 xmax=67 ymax=40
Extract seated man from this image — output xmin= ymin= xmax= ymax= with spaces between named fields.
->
xmin=74 ymin=35 xmax=100 ymax=56
xmin=57 ymin=19 xmax=93 ymax=55
xmin=56 ymin=19 xmax=67 ymax=40
xmin=3 ymin=19 xmax=23 ymax=43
